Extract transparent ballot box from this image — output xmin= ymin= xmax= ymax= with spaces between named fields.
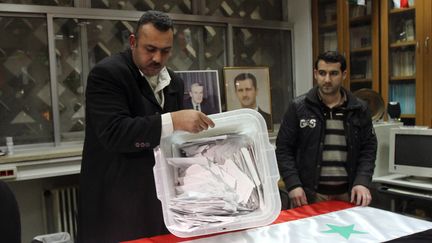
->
xmin=153 ymin=109 xmax=281 ymax=238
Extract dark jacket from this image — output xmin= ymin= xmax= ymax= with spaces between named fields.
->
xmin=77 ymin=49 xmax=184 ymax=243
xmin=258 ymin=107 xmax=272 ymax=130
xmin=275 ymin=87 xmax=376 ymax=202
xmin=183 ymin=97 xmax=217 ymax=115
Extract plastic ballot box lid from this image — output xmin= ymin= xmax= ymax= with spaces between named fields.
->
xmin=153 ymin=109 xmax=281 ymax=238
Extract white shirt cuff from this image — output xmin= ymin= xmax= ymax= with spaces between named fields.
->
xmin=161 ymin=113 xmax=174 ymax=138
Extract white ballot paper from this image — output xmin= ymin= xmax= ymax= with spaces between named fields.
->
xmin=167 ymin=135 xmax=264 ymax=230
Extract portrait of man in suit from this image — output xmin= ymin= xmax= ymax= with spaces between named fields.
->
xmin=177 ymin=70 xmax=222 ymax=115
xmin=184 ymin=82 xmax=216 ymax=114
xmin=233 ymin=72 xmax=272 ymax=130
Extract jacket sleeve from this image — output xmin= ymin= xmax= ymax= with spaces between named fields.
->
xmin=275 ymin=101 xmax=302 ymax=191
xmin=85 ymin=62 xmax=163 ymax=153
xmin=353 ymin=107 xmax=377 ymax=188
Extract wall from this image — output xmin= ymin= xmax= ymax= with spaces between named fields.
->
xmin=288 ymin=0 xmax=314 ymax=96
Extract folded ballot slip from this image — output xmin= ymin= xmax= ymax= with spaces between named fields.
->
xmin=153 ymin=109 xmax=281 ymax=238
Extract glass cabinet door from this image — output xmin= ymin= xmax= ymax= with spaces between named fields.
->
xmin=313 ymin=0 xmax=344 ymax=58
xmin=347 ymin=0 xmax=378 ymax=92
xmin=382 ymin=0 xmax=417 ymax=124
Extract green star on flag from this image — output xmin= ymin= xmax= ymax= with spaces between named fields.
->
xmin=322 ymin=224 xmax=368 ymax=239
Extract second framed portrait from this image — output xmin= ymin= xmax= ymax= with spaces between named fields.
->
xmin=223 ymin=67 xmax=273 ymax=131
xmin=175 ymin=70 xmax=222 ymax=115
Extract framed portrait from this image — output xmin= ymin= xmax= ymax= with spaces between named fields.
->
xmin=175 ymin=70 xmax=222 ymax=115
xmin=223 ymin=67 xmax=273 ymax=131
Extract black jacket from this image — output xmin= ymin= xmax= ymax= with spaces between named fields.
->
xmin=276 ymin=87 xmax=376 ymax=201
xmin=183 ymin=97 xmax=217 ymax=115
xmin=258 ymin=107 xmax=272 ymax=130
xmin=77 ymin=49 xmax=184 ymax=243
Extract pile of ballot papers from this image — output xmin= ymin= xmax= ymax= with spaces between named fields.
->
xmin=154 ymin=109 xmax=280 ymax=238
xmin=167 ymin=135 xmax=263 ymax=229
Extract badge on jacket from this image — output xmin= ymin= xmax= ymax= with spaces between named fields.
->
xmin=299 ymin=119 xmax=316 ymax=128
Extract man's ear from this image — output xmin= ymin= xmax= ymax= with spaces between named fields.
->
xmin=342 ymin=70 xmax=347 ymax=80
xmin=129 ymin=34 xmax=136 ymax=49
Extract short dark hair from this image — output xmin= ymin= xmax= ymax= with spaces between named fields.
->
xmin=314 ymin=51 xmax=347 ymax=72
xmin=134 ymin=10 xmax=173 ymax=37
xmin=234 ymin=73 xmax=257 ymax=90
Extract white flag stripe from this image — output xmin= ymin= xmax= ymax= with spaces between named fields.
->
xmin=184 ymin=206 xmax=432 ymax=243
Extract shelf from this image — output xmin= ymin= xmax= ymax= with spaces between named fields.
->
xmin=390 ymin=41 xmax=417 ymax=48
xmin=319 ymin=0 xmax=335 ymax=4
xmin=349 ymin=15 xmax=372 ymax=25
xmin=351 ymin=47 xmax=372 ymax=53
xmin=401 ymin=114 xmax=415 ymax=118
xmin=319 ymin=21 xmax=337 ymax=29
xmin=350 ymin=78 xmax=372 ymax=83
xmin=390 ymin=76 xmax=416 ymax=81
xmin=389 ymin=7 xmax=415 ymax=15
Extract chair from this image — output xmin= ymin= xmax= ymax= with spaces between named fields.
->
xmin=0 ymin=180 xmax=21 ymax=243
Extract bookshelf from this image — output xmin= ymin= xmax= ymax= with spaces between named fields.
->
xmin=381 ymin=0 xmax=431 ymax=126
xmin=312 ymin=0 xmax=379 ymax=93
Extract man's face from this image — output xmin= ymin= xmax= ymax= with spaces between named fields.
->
xmin=314 ymin=60 xmax=346 ymax=96
xmin=130 ymin=23 xmax=173 ymax=76
xmin=235 ymin=79 xmax=257 ymax=108
xmin=190 ymin=85 xmax=204 ymax=104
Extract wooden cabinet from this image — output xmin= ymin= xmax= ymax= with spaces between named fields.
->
xmin=313 ymin=0 xmax=432 ymax=126
xmin=312 ymin=0 xmax=379 ymax=93
xmin=381 ymin=0 xmax=431 ymax=126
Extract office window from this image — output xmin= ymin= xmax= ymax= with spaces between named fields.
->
xmin=0 ymin=3 xmax=292 ymax=147
xmin=0 ymin=0 xmax=73 ymax=6
xmin=90 ymin=0 xmax=192 ymax=13
xmin=0 ymin=16 xmax=53 ymax=145
xmin=54 ymin=18 xmax=135 ymax=142
xmin=169 ymin=25 xmax=226 ymax=70
xmin=205 ymin=0 xmax=283 ymax=20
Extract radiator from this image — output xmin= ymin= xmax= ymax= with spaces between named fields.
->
xmin=44 ymin=186 xmax=79 ymax=241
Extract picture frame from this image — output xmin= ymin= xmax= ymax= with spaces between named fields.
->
xmin=223 ymin=67 xmax=273 ymax=131
xmin=175 ymin=70 xmax=222 ymax=115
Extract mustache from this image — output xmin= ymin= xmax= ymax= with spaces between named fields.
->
xmin=150 ymin=62 xmax=161 ymax=68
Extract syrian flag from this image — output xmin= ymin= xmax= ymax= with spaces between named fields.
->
xmin=124 ymin=201 xmax=432 ymax=243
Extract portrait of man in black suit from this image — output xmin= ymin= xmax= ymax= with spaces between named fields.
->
xmin=184 ymin=82 xmax=217 ymax=115
xmin=177 ymin=70 xmax=221 ymax=115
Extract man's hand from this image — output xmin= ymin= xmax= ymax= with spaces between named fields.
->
xmin=288 ymin=187 xmax=308 ymax=208
xmin=171 ymin=110 xmax=215 ymax=133
xmin=350 ymin=185 xmax=372 ymax=206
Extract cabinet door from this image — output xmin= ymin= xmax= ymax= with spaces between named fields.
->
xmin=346 ymin=0 xmax=379 ymax=92
xmin=312 ymin=0 xmax=344 ymax=59
xmin=423 ymin=0 xmax=432 ymax=127
xmin=381 ymin=0 xmax=420 ymax=125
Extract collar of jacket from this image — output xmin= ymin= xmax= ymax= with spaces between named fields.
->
xmin=121 ymin=49 xmax=179 ymax=107
xmin=305 ymin=86 xmax=364 ymax=112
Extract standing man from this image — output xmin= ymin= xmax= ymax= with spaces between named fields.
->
xmin=276 ymin=51 xmax=376 ymax=208
xmin=77 ymin=11 xmax=214 ymax=243
xmin=184 ymin=82 xmax=217 ymax=114
xmin=234 ymin=73 xmax=272 ymax=129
